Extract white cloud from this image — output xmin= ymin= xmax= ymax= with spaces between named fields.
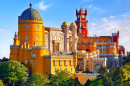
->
xmin=36 ymin=1 xmax=51 ymax=11
xmin=88 ymin=4 xmax=93 ymax=8
xmin=110 ymin=16 xmax=115 ymax=18
xmin=102 ymin=18 xmax=108 ymax=22
xmin=88 ymin=12 xmax=130 ymax=52
xmin=0 ymin=29 xmax=11 ymax=35
xmin=91 ymin=23 xmax=95 ymax=26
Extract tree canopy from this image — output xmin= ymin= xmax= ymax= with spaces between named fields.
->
xmin=25 ymin=73 xmax=49 ymax=86
xmin=0 ymin=60 xmax=28 ymax=86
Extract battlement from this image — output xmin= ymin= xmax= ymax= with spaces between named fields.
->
xmin=18 ymin=20 xmax=43 ymax=24
xmin=10 ymin=45 xmax=19 ymax=49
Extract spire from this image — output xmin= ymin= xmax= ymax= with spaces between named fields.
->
xmin=30 ymin=3 xmax=32 ymax=8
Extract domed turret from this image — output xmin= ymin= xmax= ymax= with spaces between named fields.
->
xmin=20 ymin=3 xmax=42 ymax=20
xmin=62 ymin=21 xmax=68 ymax=25
xmin=70 ymin=22 xmax=76 ymax=26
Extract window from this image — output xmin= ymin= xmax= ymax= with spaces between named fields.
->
xmin=85 ymin=40 xmax=87 ymax=43
xmin=33 ymin=61 xmax=35 ymax=66
xmin=113 ymin=49 xmax=115 ymax=52
xmin=102 ymin=40 xmax=104 ymax=43
xmin=37 ymin=42 xmax=38 ymax=45
xmin=36 ymin=35 xmax=39 ymax=39
xmin=65 ymin=68 xmax=67 ymax=72
xmin=33 ymin=53 xmax=35 ymax=59
xmin=108 ymin=40 xmax=111 ymax=43
xmin=70 ymin=68 xmax=72 ymax=72
xmin=55 ymin=36 xmax=57 ymax=40
xmin=60 ymin=68 xmax=62 ymax=71
xmin=26 ymin=35 xmax=29 ymax=39
xmin=19 ymin=25 xmax=20 ymax=29
xmin=19 ymin=35 xmax=20 ymax=39
xmin=51 ymin=37 xmax=52 ymax=40
xmin=17 ymin=53 xmax=18 ymax=56
xmin=91 ymin=40 xmax=93 ymax=43
xmin=79 ymin=40 xmax=81 ymax=43
xmin=31 ymin=51 xmax=32 ymax=56
xmin=26 ymin=24 xmax=29 ymax=29
xmin=70 ymin=61 xmax=73 ymax=66
xmin=30 ymin=60 xmax=32 ymax=64
xmin=60 ymin=61 xmax=62 ymax=66
xmin=54 ymin=61 xmax=57 ymax=66
xmin=25 ymin=60 xmax=27 ymax=64
xmin=36 ymin=25 xmax=39 ymax=29
xmin=26 ymin=42 xmax=28 ymax=44
xmin=14 ymin=52 xmax=15 ymax=55
xmin=59 ymin=37 xmax=60 ymax=40
xmin=54 ymin=68 xmax=56 ymax=72
xmin=79 ymin=36 xmax=81 ymax=38
xmin=77 ymin=45 xmax=79 ymax=47
xmin=96 ymin=40 xmax=98 ymax=43
xmin=83 ymin=45 xmax=85 ymax=47
xmin=65 ymin=61 xmax=68 ymax=66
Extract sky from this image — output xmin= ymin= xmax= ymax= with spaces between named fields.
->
xmin=0 ymin=0 xmax=130 ymax=59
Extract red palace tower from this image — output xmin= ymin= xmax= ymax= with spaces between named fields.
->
xmin=75 ymin=8 xmax=88 ymax=37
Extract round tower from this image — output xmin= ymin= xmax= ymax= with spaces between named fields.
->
xmin=18 ymin=3 xmax=45 ymax=48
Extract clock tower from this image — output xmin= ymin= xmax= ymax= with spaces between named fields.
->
xmin=75 ymin=8 xmax=88 ymax=37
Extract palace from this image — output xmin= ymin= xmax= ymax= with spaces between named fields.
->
xmin=9 ymin=3 xmax=122 ymax=75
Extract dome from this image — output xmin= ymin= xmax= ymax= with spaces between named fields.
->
xmin=20 ymin=4 xmax=42 ymax=20
xmin=62 ymin=21 xmax=68 ymax=25
xmin=70 ymin=22 xmax=76 ymax=26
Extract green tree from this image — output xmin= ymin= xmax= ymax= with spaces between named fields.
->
xmin=0 ymin=80 xmax=5 ymax=86
xmin=84 ymin=79 xmax=91 ymax=86
xmin=0 ymin=61 xmax=28 ymax=86
xmin=48 ymin=70 xmax=72 ymax=86
xmin=25 ymin=73 xmax=49 ymax=86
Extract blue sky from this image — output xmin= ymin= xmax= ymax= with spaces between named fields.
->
xmin=0 ymin=0 xmax=130 ymax=59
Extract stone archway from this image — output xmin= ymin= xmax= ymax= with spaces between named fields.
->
xmin=94 ymin=64 xmax=101 ymax=72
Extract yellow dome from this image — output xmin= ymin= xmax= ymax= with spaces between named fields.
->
xmin=62 ymin=21 xmax=68 ymax=25
xmin=70 ymin=22 xmax=76 ymax=26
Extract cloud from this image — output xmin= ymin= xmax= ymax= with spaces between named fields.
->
xmin=36 ymin=1 xmax=52 ymax=11
xmin=0 ymin=29 xmax=11 ymax=35
xmin=88 ymin=4 xmax=93 ymax=8
xmin=102 ymin=18 xmax=108 ymax=22
xmin=110 ymin=16 xmax=115 ymax=18
xmin=89 ymin=6 xmax=106 ymax=15
xmin=88 ymin=12 xmax=130 ymax=52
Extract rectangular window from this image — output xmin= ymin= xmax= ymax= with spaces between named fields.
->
xmin=85 ymin=40 xmax=87 ymax=43
xmin=65 ymin=68 xmax=67 ymax=72
xmin=77 ymin=45 xmax=79 ymax=47
xmin=19 ymin=35 xmax=20 ymax=39
xmin=36 ymin=25 xmax=39 ymax=29
xmin=66 ymin=61 xmax=68 ymax=66
xmin=26 ymin=24 xmax=29 ymax=29
xmin=108 ymin=40 xmax=111 ymax=43
xmin=36 ymin=35 xmax=39 ymax=39
xmin=30 ymin=60 xmax=32 ymax=64
xmin=31 ymin=51 xmax=32 ymax=56
xmin=96 ymin=40 xmax=98 ymax=43
xmin=71 ymin=61 xmax=73 ymax=66
xmin=79 ymin=40 xmax=81 ymax=43
xmin=33 ymin=61 xmax=35 ymax=66
xmin=102 ymin=40 xmax=104 ymax=43
xmin=54 ymin=68 xmax=56 ymax=72
xmin=19 ymin=25 xmax=20 ymax=29
xmin=33 ymin=53 xmax=35 ymax=59
xmin=26 ymin=35 xmax=29 ymax=39
xmin=91 ymin=40 xmax=93 ymax=43
xmin=14 ymin=52 xmax=15 ymax=55
xmin=70 ymin=68 xmax=72 ymax=72
xmin=25 ymin=60 xmax=27 ymax=64
xmin=60 ymin=68 xmax=62 ymax=71
xmin=54 ymin=61 xmax=57 ymax=66
xmin=83 ymin=45 xmax=85 ymax=47
xmin=113 ymin=49 xmax=115 ymax=52
xmin=60 ymin=61 xmax=62 ymax=66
